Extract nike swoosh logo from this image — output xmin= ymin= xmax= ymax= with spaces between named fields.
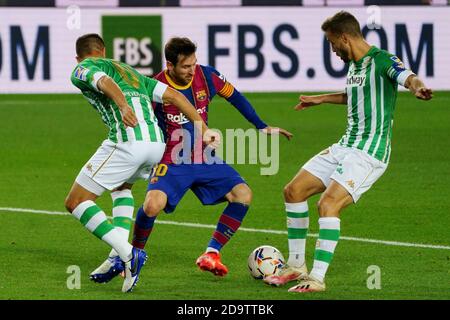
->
xmin=130 ymin=251 xmax=138 ymax=274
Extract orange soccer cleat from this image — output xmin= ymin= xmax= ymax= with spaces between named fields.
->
xmin=196 ymin=252 xmax=228 ymax=277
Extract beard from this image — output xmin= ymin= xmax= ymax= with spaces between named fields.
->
xmin=174 ymin=74 xmax=189 ymax=85
xmin=337 ymin=49 xmax=350 ymax=63
xmin=169 ymin=71 xmax=192 ymax=86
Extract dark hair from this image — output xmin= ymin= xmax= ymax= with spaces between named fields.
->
xmin=164 ymin=37 xmax=197 ymax=66
xmin=321 ymin=11 xmax=362 ymax=38
xmin=76 ymin=33 xmax=105 ymax=58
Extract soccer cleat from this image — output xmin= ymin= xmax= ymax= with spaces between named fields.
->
xmin=122 ymin=247 xmax=148 ymax=293
xmin=196 ymin=252 xmax=228 ymax=277
xmin=263 ymin=264 xmax=308 ymax=286
xmin=89 ymin=256 xmax=125 ymax=283
xmin=287 ymin=275 xmax=326 ymax=293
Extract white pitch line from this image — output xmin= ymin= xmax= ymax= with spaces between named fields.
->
xmin=1 ymin=207 xmax=450 ymax=251
xmin=0 ymin=207 xmax=70 ymax=216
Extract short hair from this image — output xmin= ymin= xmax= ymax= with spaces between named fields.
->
xmin=321 ymin=11 xmax=363 ymax=38
xmin=76 ymin=33 xmax=105 ymax=58
xmin=164 ymin=37 xmax=197 ymax=66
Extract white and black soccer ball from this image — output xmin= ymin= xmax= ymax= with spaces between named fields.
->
xmin=248 ymin=245 xmax=285 ymax=280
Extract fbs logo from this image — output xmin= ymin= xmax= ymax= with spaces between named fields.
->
xmin=102 ymin=15 xmax=162 ymax=76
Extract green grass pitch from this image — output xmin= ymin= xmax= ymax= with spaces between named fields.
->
xmin=0 ymin=92 xmax=449 ymax=300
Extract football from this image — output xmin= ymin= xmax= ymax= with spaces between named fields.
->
xmin=248 ymin=245 xmax=285 ymax=279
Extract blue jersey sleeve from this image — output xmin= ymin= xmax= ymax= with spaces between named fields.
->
xmin=202 ymin=65 xmax=267 ymax=130
xmin=226 ymin=88 xmax=267 ymax=130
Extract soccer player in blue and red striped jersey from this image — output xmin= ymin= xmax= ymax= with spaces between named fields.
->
xmin=131 ymin=37 xmax=293 ymax=276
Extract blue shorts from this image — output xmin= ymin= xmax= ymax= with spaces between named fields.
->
xmin=147 ymin=163 xmax=246 ymax=213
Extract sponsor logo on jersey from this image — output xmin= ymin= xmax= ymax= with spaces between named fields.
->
xmin=196 ymin=90 xmax=207 ymax=101
xmin=347 ymin=75 xmax=366 ymax=87
xmin=167 ymin=113 xmax=189 ymax=124
xmin=166 ymin=106 xmax=207 ymax=124
xmin=74 ymin=66 xmax=88 ymax=81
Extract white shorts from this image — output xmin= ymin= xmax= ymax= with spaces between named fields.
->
xmin=302 ymin=143 xmax=388 ymax=202
xmin=75 ymin=139 xmax=166 ymax=196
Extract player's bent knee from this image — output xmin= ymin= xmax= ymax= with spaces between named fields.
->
xmin=64 ymin=198 xmax=73 ymax=213
xmin=317 ymin=195 xmax=340 ymax=216
xmin=238 ymin=189 xmax=253 ymax=205
xmin=230 ymin=184 xmax=253 ymax=205
xmin=284 ymin=183 xmax=306 ymax=202
xmin=143 ymin=194 xmax=166 ymax=217
xmin=283 ymin=184 xmax=294 ymax=201
xmin=143 ymin=202 xmax=163 ymax=217
xmin=64 ymin=196 xmax=81 ymax=213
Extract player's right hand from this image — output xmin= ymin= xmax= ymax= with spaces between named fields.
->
xmin=121 ymin=105 xmax=138 ymax=128
xmin=203 ymin=129 xmax=221 ymax=149
xmin=294 ymin=95 xmax=322 ymax=111
xmin=415 ymin=87 xmax=433 ymax=100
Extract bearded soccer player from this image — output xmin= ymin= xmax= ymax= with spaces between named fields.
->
xmin=124 ymin=37 xmax=293 ymax=277
xmin=263 ymin=11 xmax=433 ymax=292
xmin=65 ymin=34 xmax=218 ymax=292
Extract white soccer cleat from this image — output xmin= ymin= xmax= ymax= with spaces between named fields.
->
xmin=122 ymin=247 xmax=148 ymax=293
xmin=287 ymin=275 xmax=326 ymax=293
xmin=263 ymin=264 xmax=308 ymax=286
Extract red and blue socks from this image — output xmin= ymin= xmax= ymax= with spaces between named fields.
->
xmin=131 ymin=206 xmax=156 ymax=250
xmin=206 ymin=202 xmax=249 ymax=253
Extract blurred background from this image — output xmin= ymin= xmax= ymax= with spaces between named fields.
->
xmin=0 ymin=0 xmax=448 ymax=93
xmin=0 ymin=0 xmax=449 ymax=301
xmin=0 ymin=1 xmax=449 ymax=6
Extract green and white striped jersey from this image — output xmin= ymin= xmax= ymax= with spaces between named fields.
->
xmin=71 ymin=58 xmax=167 ymax=144
xmin=339 ymin=46 xmax=414 ymax=163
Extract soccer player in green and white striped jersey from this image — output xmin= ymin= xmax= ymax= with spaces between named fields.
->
xmin=264 ymin=11 xmax=432 ymax=293
xmin=65 ymin=34 xmax=219 ymax=293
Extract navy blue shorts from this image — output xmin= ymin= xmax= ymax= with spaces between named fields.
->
xmin=147 ymin=163 xmax=246 ymax=213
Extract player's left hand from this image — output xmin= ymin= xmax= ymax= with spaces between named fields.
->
xmin=261 ymin=126 xmax=293 ymax=140
xmin=415 ymin=87 xmax=433 ymax=100
xmin=121 ymin=105 xmax=138 ymax=128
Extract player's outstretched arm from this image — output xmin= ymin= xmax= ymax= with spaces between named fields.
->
xmin=218 ymin=85 xmax=293 ymax=140
xmin=260 ymin=126 xmax=294 ymax=140
xmin=97 ymin=76 xmax=138 ymax=128
xmin=295 ymin=92 xmax=347 ymax=110
xmin=162 ymin=87 xmax=220 ymax=148
xmin=404 ymin=75 xmax=433 ymax=100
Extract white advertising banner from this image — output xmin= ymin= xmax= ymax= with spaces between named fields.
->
xmin=55 ymin=0 xmax=119 ymax=7
xmin=0 ymin=7 xmax=448 ymax=93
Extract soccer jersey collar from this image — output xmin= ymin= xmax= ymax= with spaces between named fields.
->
xmin=354 ymin=45 xmax=378 ymax=64
xmin=164 ymin=70 xmax=194 ymax=90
